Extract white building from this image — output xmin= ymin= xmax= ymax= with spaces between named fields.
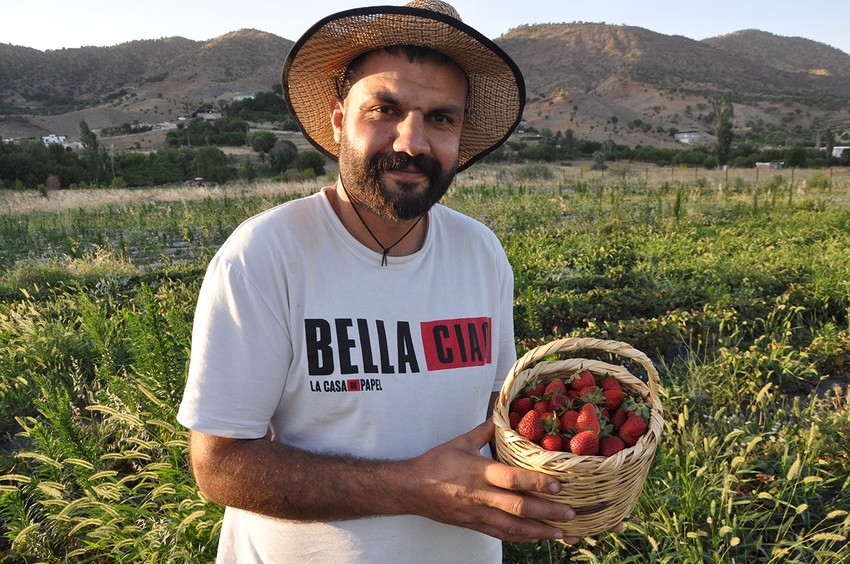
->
xmin=674 ymin=131 xmax=702 ymax=144
xmin=832 ymin=146 xmax=849 ymax=159
xmin=42 ymin=134 xmax=67 ymax=146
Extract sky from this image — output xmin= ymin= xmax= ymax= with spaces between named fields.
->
xmin=4 ymin=0 xmax=850 ymax=56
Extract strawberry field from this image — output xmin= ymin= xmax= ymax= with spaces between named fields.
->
xmin=1 ymin=163 xmax=849 ymax=562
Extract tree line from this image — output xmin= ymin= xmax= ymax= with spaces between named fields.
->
xmin=0 ymin=90 xmax=323 ymax=190
xmin=1 ymin=90 xmax=846 ymax=191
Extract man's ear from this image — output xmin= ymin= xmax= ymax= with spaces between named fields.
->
xmin=330 ymin=96 xmax=344 ymax=144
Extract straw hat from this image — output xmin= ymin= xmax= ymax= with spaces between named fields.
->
xmin=282 ymin=0 xmax=526 ymax=171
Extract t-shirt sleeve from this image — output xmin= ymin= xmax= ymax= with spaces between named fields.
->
xmin=177 ymin=254 xmax=292 ymax=439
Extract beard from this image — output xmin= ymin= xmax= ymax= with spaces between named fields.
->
xmin=338 ymin=132 xmax=457 ymax=221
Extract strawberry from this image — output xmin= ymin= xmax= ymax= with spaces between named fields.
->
xmin=624 ymin=395 xmax=651 ymax=419
xmin=569 ymin=430 xmax=599 ymax=455
xmin=579 ymin=385 xmax=604 ymax=405
xmin=602 ymin=388 xmax=626 ymax=411
xmin=544 ymin=378 xmax=567 ymax=396
xmin=511 ymin=397 xmax=533 ymax=416
xmin=541 ymin=411 xmax=561 ymax=432
xmin=509 ymin=411 xmax=521 ymax=429
xmin=618 ymin=414 xmax=648 ymax=446
xmin=560 ymin=409 xmax=579 ymax=431
xmin=540 ymin=416 xmax=563 ymax=451
xmin=599 ymin=436 xmax=626 ymax=457
xmin=610 ymin=407 xmax=628 ymax=432
xmin=548 ymin=392 xmax=570 ymax=414
xmin=568 ymin=369 xmax=595 ymax=391
xmin=517 ymin=410 xmax=544 ymax=442
xmin=524 ymin=377 xmax=546 ymax=399
xmin=600 ymin=376 xmax=622 ymax=392
xmin=540 ymin=433 xmax=564 ymax=451
xmin=533 ymin=399 xmax=550 ymax=415
xmin=575 ymin=403 xmax=600 ymax=434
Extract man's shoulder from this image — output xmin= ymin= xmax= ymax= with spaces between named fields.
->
xmin=431 ymin=203 xmax=499 ymax=241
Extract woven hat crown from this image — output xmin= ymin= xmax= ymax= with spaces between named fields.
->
xmin=282 ymin=0 xmax=525 ymax=171
xmin=404 ymin=0 xmax=460 ymax=19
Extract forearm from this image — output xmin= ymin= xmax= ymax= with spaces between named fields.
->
xmin=190 ymin=423 xmax=578 ymax=543
xmin=189 ymin=431 xmax=415 ymax=521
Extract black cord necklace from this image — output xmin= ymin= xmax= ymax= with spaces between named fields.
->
xmin=341 ymin=184 xmax=424 ymax=266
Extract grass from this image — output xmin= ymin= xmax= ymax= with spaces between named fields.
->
xmin=1 ymin=162 xmax=849 ymax=562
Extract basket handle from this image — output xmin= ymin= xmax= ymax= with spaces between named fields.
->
xmin=510 ymin=337 xmax=661 ymax=400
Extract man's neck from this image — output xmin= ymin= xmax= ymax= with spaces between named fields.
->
xmin=328 ymin=182 xmax=428 ymax=259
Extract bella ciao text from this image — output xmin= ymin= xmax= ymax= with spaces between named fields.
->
xmin=304 ymin=316 xmax=493 ymax=393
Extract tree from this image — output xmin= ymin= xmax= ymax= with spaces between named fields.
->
xmin=192 ymin=146 xmax=229 ymax=182
xmin=251 ymin=131 xmax=278 ymax=157
xmin=295 ymin=150 xmax=326 ymax=176
xmin=824 ymin=128 xmax=836 ymax=166
xmin=269 ymin=140 xmax=299 ymax=173
xmin=712 ymin=94 xmax=734 ymax=168
xmin=79 ymin=120 xmax=109 ymax=184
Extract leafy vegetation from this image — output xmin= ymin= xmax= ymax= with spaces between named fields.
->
xmin=1 ymin=165 xmax=849 ymax=562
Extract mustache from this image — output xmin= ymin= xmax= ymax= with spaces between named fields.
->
xmin=371 ymin=152 xmax=441 ymax=177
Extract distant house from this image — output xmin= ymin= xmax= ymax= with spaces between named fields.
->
xmin=197 ymin=112 xmax=221 ymax=121
xmin=674 ymin=131 xmax=702 ymax=145
xmin=233 ymin=94 xmax=255 ymax=102
xmin=42 ymin=134 xmax=67 ymax=146
xmin=756 ymin=161 xmax=784 ymax=170
xmin=832 ymin=146 xmax=850 ymax=159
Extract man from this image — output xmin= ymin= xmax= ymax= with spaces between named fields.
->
xmin=177 ymin=1 xmax=584 ymax=561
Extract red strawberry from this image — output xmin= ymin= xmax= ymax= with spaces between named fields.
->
xmin=517 ymin=410 xmax=544 ymax=442
xmin=575 ymin=403 xmax=600 ymax=434
xmin=533 ymin=399 xmax=550 ymax=415
xmin=540 ymin=416 xmax=563 ymax=451
xmin=624 ymin=395 xmax=651 ymax=419
xmin=619 ymin=414 xmax=648 ymax=446
xmin=599 ymin=436 xmax=626 ymax=457
xmin=511 ymin=397 xmax=533 ymax=416
xmin=509 ymin=411 xmax=521 ymax=429
xmin=579 ymin=385 xmax=604 ymax=405
xmin=610 ymin=407 xmax=628 ymax=432
xmin=540 ymin=433 xmax=564 ymax=451
xmin=569 ymin=430 xmax=599 ymax=455
xmin=560 ymin=409 xmax=579 ymax=431
xmin=602 ymin=388 xmax=626 ymax=411
xmin=525 ymin=378 xmax=546 ymax=399
xmin=541 ymin=411 xmax=561 ymax=432
xmin=544 ymin=378 xmax=567 ymax=396
xmin=548 ymin=392 xmax=570 ymax=414
xmin=600 ymin=376 xmax=622 ymax=392
xmin=568 ymin=369 xmax=595 ymax=391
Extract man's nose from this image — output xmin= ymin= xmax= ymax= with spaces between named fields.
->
xmin=393 ymin=112 xmax=429 ymax=157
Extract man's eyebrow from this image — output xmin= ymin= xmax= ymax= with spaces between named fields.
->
xmin=367 ymin=91 xmax=465 ymax=116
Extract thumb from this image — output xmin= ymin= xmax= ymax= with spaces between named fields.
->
xmin=464 ymin=418 xmax=496 ymax=450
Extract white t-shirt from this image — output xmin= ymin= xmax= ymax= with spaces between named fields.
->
xmin=178 ymin=186 xmax=516 ymax=563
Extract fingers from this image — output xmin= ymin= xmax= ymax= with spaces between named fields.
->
xmin=482 ymin=460 xmax=562 ymax=496
xmin=462 ymin=418 xmax=496 ymax=450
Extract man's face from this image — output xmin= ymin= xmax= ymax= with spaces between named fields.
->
xmin=331 ymin=50 xmax=467 ymax=221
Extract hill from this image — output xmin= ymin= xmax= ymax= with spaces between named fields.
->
xmin=498 ymin=24 xmax=850 ymax=147
xmin=1 ymin=25 xmax=849 ymax=149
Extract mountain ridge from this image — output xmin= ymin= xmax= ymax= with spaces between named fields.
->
xmin=1 ymin=24 xmax=848 ymax=149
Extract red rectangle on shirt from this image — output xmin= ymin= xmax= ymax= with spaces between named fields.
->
xmin=420 ymin=317 xmax=492 ymax=371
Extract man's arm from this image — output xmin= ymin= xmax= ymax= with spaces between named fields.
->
xmin=189 ymin=420 xmax=579 ymax=543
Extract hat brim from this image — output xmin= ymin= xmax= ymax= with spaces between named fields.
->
xmin=282 ymin=5 xmax=526 ymax=171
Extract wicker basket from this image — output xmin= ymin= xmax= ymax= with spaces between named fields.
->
xmin=493 ymin=337 xmax=663 ymax=537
